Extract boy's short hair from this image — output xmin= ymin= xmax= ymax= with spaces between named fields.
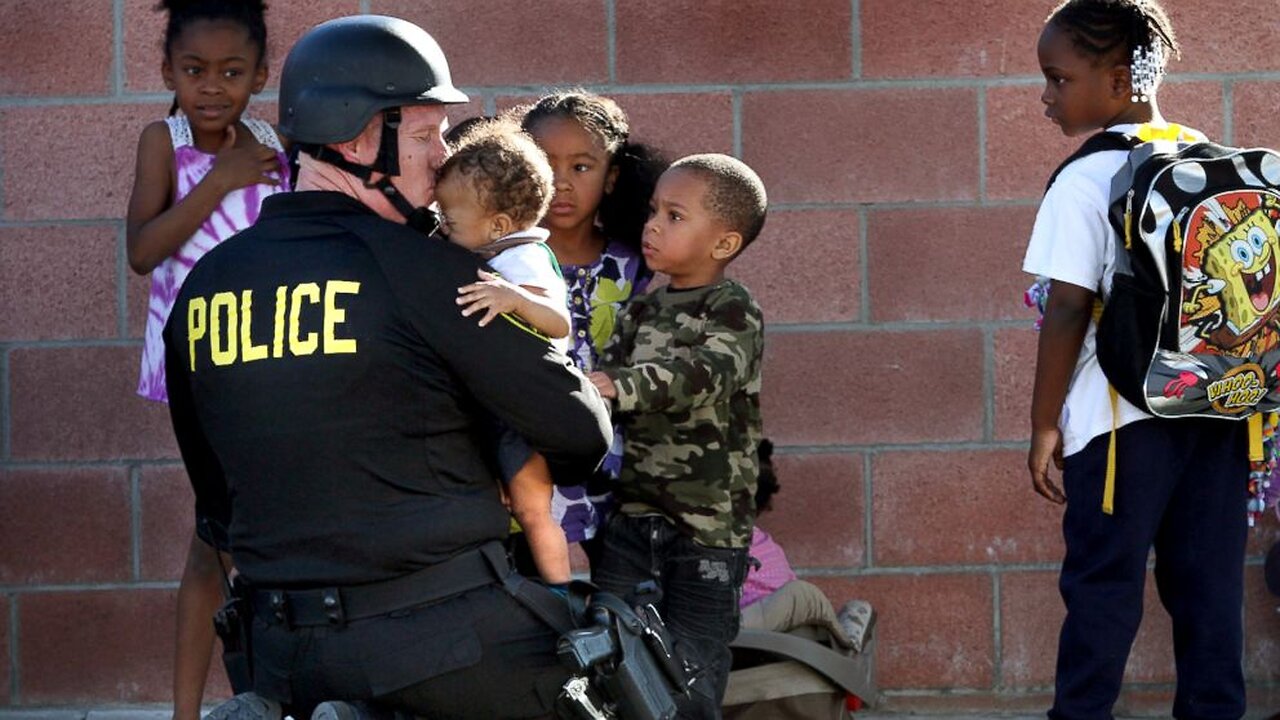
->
xmin=436 ymin=119 xmax=554 ymax=229
xmin=669 ymin=153 xmax=768 ymax=250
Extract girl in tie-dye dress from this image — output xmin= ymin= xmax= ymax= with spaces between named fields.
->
xmin=126 ymin=6 xmax=289 ymax=404
xmin=123 ymin=3 xmax=288 ymax=718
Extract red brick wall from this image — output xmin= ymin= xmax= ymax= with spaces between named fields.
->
xmin=2 ymin=0 xmax=1279 ymax=712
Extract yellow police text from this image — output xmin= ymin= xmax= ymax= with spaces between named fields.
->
xmin=185 ymin=281 xmax=361 ymax=370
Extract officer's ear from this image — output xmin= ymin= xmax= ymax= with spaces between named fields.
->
xmin=335 ymin=117 xmax=382 ymax=166
xmin=489 ymin=212 xmax=515 ymax=240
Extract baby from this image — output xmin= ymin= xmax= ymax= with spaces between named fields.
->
xmin=436 ymin=118 xmax=573 ymax=586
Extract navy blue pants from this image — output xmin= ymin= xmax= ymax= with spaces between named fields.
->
xmin=592 ymin=514 xmax=749 ymax=720
xmin=1050 ymin=418 xmax=1248 ymax=720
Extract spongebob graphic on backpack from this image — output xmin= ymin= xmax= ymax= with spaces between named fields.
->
xmin=1097 ymin=135 xmax=1280 ymax=420
xmin=1182 ymin=192 xmax=1280 ymax=358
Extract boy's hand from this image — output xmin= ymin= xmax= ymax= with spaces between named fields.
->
xmin=588 ymin=371 xmax=617 ymax=399
xmin=209 ymin=125 xmax=281 ymax=193
xmin=457 ymin=270 xmax=523 ymax=327
xmin=1028 ymin=427 xmax=1066 ymax=504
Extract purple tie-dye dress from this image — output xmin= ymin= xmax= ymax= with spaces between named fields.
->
xmin=136 ymin=114 xmax=290 ymax=402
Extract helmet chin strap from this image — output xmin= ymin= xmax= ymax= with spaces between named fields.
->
xmin=299 ymin=107 xmax=441 ymax=236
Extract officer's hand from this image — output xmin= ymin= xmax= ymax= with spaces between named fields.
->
xmin=588 ymin=371 xmax=617 ymax=399
xmin=457 ymin=270 xmax=524 ymax=327
xmin=209 ymin=125 xmax=282 ymax=194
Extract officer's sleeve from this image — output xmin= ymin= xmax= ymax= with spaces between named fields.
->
xmin=393 ymin=246 xmax=612 ymax=484
xmin=608 ymin=286 xmax=763 ymax=415
xmin=164 ymin=312 xmax=231 ymax=551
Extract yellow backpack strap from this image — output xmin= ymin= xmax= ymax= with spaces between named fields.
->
xmin=1104 ymin=386 xmax=1119 ymax=515
xmin=1249 ymin=412 xmax=1265 ymax=463
xmin=1134 ymin=122 xmax=1189 ymax=143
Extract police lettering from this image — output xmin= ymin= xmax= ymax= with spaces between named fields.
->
xmin=186 ymin=280 xmax=360 ymax=370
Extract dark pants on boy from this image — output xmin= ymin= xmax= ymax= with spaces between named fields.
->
xmin=592 ymin=513 xmax=749 ymax=720
xmin=1051 ymin=417 xmax=1248 ymax=720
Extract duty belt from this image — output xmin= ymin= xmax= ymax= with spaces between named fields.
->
xmin=251 ymin=541 xmax=508 ymax=627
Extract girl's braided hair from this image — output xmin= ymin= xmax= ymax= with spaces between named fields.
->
xmin=1047 ymin=0 xmax=1179 ymax=63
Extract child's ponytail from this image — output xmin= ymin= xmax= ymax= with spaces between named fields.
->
xmin=598 ymin=141 xmax=667 ymax=255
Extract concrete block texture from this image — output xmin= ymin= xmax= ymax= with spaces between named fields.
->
xmin=0 ymin=225 xmax=121 ymax=342
xmin=4 ymin=0 xmax=1280 ymax=713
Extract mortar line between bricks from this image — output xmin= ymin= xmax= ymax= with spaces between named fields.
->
xmin=359 ymin=0 xmax=371 ymax=14
xmin=1 ymin=459 xmax=183 ymax=471
xmin=113 ymin=0 xmax=125 ymax=96
xmin=772 ymin=441 xmax=1029 ymax=454
xmin=862 ymin=453 xmax=874 ymax=568
xmin=772 ymin=198 xmax=1042 ymax=211
xmin=3 ymin=72 xmax=1277 ymax=109
xmin=849 ymin=0 xmax=861 ymax=79
xmin=992 ymin=572 xmax=1003 ymax=690
xmin=795 ymin=562 xmax=1064 ymax=577
xmin=0 ymin=581 xmax=179 ymax=595
xmin=858 ymin=208 xmax=869 ymax=324
xmin=0 ymin=218 xmax=132 ymax=229
xmin=9 ymin=594 xmax=18 ymax=704
xmin=763 ymin=319 xmax=1034 ymax=333
xmin=131 ymin=466 xmax=142 ymax=581
xmin=983 ymin=328 xmax=995 ymax=441
xmin=605 ymin=0 xmax=617 ymax=85
xmin=1223 ymin=80 xmax=1235 ymax=146
xmin=0 ymin=338 xmax=141 ymax=351
xmin=731 ymin=92 xmax=743 ymax=158
xmin=977 ymin=87 xmax=989 ymax=203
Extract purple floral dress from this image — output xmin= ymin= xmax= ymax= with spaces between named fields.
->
xmin=552 ymin=240 xmax=650 ymax=543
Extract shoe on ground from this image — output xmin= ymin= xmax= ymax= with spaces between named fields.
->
xmin=311 ymin=700 xmax=406 ymax=720
xmin=836 ymin=599 xmax=876 ymax=654
xmin=204 ymin=692 xmax=283 ymax=720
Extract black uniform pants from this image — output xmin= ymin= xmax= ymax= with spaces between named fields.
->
xmin=251 ymin=583 xmax=568 ymax=719
xmin=1050 ymin=418 xmax=1248 ymax=720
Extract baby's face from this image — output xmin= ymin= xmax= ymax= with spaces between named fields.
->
xmin=436 ymin=171 xmax=498 ymax=250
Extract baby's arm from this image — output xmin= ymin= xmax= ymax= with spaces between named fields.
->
xmin=1028 ymin=280 xmax=1095 ymax=505
xmin=457 ymin=269 xmax=571 ymax=339
xmin=126 ymin=122 xmax=281 ymax=274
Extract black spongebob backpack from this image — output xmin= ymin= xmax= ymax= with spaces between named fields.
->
xmin=1081 ymin=123 xmax=1280 ymax=520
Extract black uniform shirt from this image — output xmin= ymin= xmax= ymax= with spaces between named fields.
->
xmin=163 ymin=191 xmax=611 ymax=588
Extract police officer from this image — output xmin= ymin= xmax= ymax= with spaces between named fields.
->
xmin=165 ymin=16 xmax=612 ymax=719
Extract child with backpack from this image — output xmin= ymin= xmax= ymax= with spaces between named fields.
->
xmin=1024 ymin=1 xmax=1251 ymax=717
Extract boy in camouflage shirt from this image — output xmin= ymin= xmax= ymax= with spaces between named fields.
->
xmin=588 ymin=153 xmax=765 ymax=719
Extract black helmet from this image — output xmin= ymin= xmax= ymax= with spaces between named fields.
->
xmin=278 ymin=15 xmax=468 ymax=145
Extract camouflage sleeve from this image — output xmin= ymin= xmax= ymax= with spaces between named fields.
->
xmin=608 ymin=287 xmax=763 ymax=414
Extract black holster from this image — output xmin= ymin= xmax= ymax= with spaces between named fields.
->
xmin=213 ymin=575 xmax=254 ymax=693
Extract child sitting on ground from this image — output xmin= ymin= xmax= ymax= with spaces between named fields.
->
xmin=742 ymin=440 xmax=875 ymax=653
xmin=436 ymin=118 xmax=573 ymax=586
xmin=588 ymin=153 xmax=767 ymax=718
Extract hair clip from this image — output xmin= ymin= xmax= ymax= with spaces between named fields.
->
xmin=1130 ymin=43 xmax=1165 ymax=103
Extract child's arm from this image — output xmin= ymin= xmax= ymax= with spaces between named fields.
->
xmin=1028 ymin=280 xmax=1095 ymax=505
xmin=457 ymin=269 xmax=571 ymax=339
xmin=126 ymin=123 xmax=281 ymax=275
xmin=600 ymin=289 xmax=763 ymax=414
